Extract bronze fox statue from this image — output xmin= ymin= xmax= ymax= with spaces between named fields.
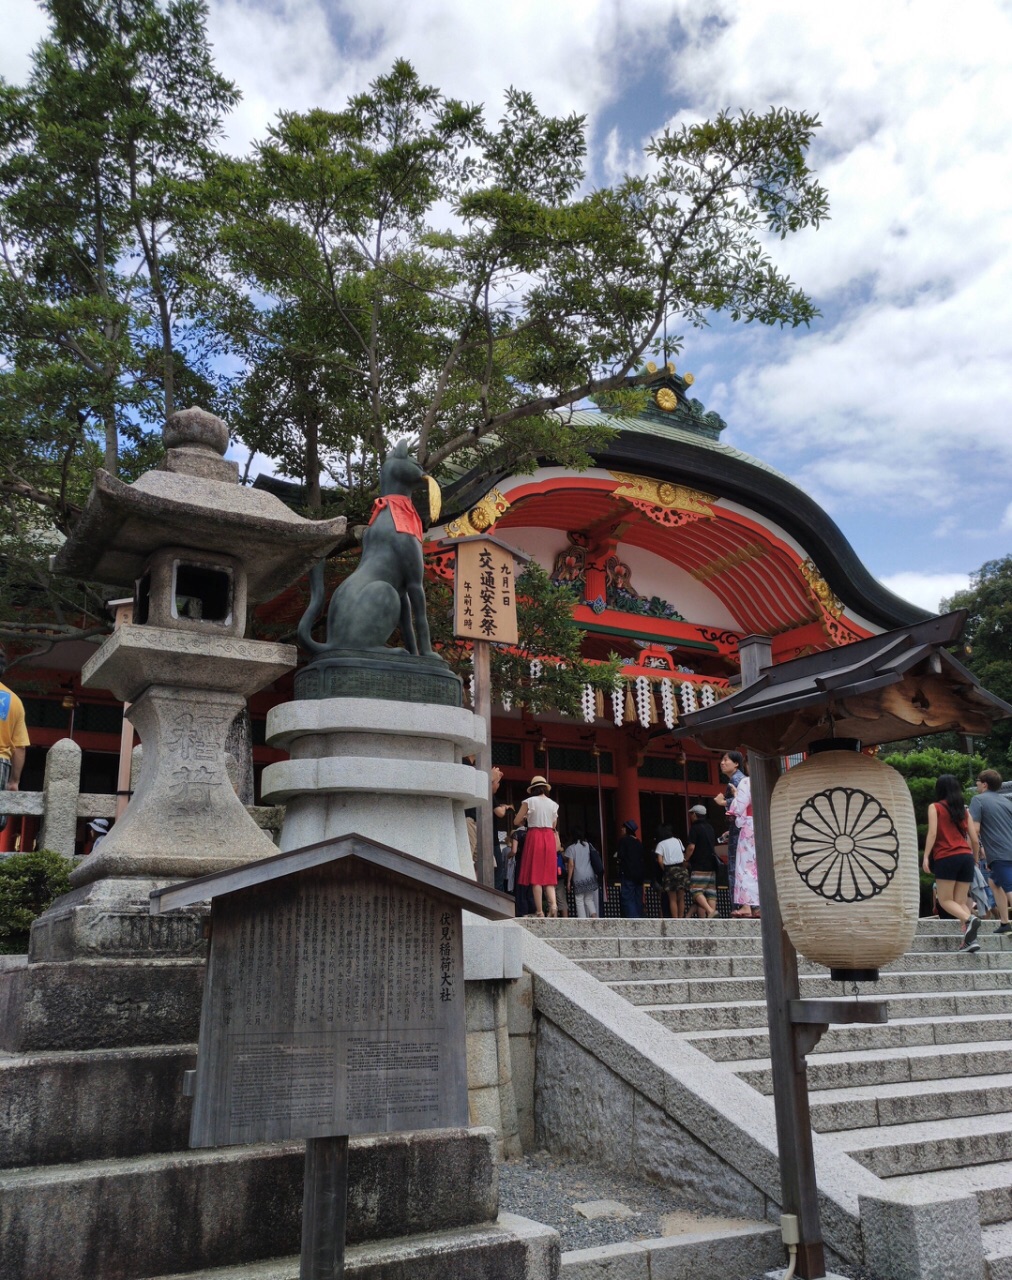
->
xmin=298 ymin=440 xmax=435 ymax=657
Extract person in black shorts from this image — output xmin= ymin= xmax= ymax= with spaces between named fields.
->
xmin=923 ymin=774 xmax=982 ymax=952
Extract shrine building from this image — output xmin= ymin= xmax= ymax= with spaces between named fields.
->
xmin=423 ymin=367 xmax=926 ymax=849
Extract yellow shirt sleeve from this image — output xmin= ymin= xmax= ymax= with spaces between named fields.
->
xmin=0 ymin=688 xmax=30 ymax=753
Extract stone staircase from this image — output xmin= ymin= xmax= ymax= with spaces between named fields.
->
xmin=522 ymin=916 xmax=1012 ymax=1279
xmin=0 ymin=951 xmax=555 ymax=1280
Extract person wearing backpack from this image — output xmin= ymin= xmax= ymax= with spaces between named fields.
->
xmin=971 ymin=770 xmax=1012 ymax=935
xmin=564 ymin=827 xmax=603 ymax=919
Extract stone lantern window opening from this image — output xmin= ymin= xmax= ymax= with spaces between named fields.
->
xmin=134 ymin=572 xmax=151 ymax=626
xmin=172 ymin=562 xmax=232 ymax=626
xmin=133 ymin=545 xmax=244 ymax=637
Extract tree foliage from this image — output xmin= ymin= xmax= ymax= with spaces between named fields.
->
xmin=1 ymin=36 xmax=830 ymax=681
xmin=426 ymin=560 xmax=621 ymax=715
xmin=0 ymin=848 xmax=72 ymax=954
xmin=943 ymin=556 xmax=1012 ymax=771
xmin=0 ymin=0 xmax=238 ymax=644
xmin=882 ymin=745 xmax=985 ymax=834
xmin=204 ymin=60 xmax=828 ymax=496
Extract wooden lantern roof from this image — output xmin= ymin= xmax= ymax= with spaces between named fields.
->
xmin=675 ymin=611 xmax=1012 ymax=755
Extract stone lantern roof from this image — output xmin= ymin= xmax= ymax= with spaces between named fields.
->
xmin=53 ymin=407 xmax=346 ymax=602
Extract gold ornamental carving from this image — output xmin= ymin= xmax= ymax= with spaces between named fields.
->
xmin=609 ymin=471 xmax=716 ymax=515
xmin=444 ymin=486 xmax=511 ymax=538
xmin=800 ymin=559 xmax=844 ymax=619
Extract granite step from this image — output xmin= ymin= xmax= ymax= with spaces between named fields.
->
xmin=735 ymin=1039 xmax=1012 ymax=1093
xmin=611 ymin=967 xmax=1012 ymax=1006
xmin=523 ymin=916 xmax=1007 ymax=939
xmin=984 ymin=1220 xmax=1012 ymax=1280
xmin=806 ymin=1072 xmax=1012 ymax=1132
xmin=136 ymin=1214 xmax=559 ymax=1280
xmin=684 ymin=1011 xmax=1012 ymax=1061
xmin=0 ymin=1129 xmax=497 ymax=1280
xmin=0 ymin=1043 xmax=195 ymax=1167
xmin=837 ymin=1110 xmax=1012 ymax=1177
xmin=574 ymin=950 xmax=1012 ymax=981
xmin=644 ymin=984 xmax=1012 ymax=1033
xmin=522 ymin=918 xmax=763 ymax=938
xmin=888 ymin=1162 xmax=1012 ymax=1227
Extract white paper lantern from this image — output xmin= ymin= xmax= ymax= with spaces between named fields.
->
xmin=769 ymin=748 xmax=919 ymax=980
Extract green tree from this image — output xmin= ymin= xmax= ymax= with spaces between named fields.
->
xmin=943 ymin=556 xmax=1012 ymax=771
xmin=207 ymin=60 xmax=828 ymax=494
xmin=883 ymin=745 xmax=985 ymax=913
xmin=0 ymin=0 xmax=238 ymax=645
xmin=882 ymin=746 xmax=986 ymax=838
xmin=427 ymin=560 xmax=621 ymax=715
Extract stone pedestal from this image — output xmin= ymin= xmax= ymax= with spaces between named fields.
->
xmin=261 ymin=697 xmax=487 ymax=880
xmin=21 ymin=626 xmax=297 ymax=963
xmin=71 ymin=625 xmax=292 ymax=887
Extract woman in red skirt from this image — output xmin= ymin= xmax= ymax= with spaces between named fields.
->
xmin=514 ymin=775 xmax=561 ymax=917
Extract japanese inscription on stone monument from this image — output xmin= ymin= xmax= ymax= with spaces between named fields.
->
xmin=187 ymin=864 xmax=467 ymax=1148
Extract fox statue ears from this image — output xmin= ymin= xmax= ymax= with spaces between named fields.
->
xmin=392 ymin=439 xmax=410 ymax=458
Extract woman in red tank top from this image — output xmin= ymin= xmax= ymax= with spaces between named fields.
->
xmin=922 ymin=773 xmax=981 ymax=951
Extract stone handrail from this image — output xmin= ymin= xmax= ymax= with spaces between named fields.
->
xmin=1 ymin=737 xmax=283 ymax=857
xmin=0 ymin=738 xmax=114 ymax=856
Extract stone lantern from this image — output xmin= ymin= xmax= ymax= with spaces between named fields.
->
xmin=35 ymin=408 xmax=346 ymax=959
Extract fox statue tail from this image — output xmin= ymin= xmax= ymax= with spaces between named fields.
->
xmin=297 ymin=561 xmax=328 ymax=655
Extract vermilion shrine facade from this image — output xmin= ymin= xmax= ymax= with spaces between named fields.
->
xmin=423 ymin=369 xmax=925 ymax=846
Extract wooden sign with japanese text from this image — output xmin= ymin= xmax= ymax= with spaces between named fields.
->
xmin=187 ymin=863 xmax=467 ymax=1148
xmin=453 ymin=538 xmax=518 ymax=645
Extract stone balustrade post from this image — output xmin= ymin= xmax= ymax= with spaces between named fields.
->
xmin=38 ymin=738 xmax=83 ymax=858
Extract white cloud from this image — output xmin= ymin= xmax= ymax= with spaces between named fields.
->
xmin=879 ymin=571 xmax=970 ymax=614
xmin=655 ymin=0 xmax=1012 ymax=538
xmin=0 ymin=2 xmax=46 ymax=83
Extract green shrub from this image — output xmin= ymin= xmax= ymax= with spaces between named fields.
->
xmin=0 ymin=849 xmax=72 ymax=954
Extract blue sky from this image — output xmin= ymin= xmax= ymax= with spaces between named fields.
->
xmin=5 ymin=0 xmax=1010 ymax=612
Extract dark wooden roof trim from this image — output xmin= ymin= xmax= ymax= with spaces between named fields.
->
xmin=150 ymin=831 xmax=515 ymax=920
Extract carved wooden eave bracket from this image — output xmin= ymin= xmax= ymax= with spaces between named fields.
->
xmin=676 ymin=610 xmax=1012 ymax=756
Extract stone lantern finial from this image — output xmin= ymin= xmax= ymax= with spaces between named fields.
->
xmin=164 ymin=406 xmax=230 ymax=454
xmin=162 ymin=406 xmax=236 ymax=483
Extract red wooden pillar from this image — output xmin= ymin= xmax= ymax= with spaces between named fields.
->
xmin=615 ymin=736 xmax=641 ymax=836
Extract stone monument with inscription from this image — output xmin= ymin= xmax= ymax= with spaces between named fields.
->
xmin=151 ymin=833 xmax=523 ymax=1279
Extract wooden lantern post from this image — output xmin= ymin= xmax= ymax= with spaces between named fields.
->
xmin=680 ymin=613 xmax=1012 ymax=1280
xmin=740 ymin=636 xmax=826 ymax=1279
